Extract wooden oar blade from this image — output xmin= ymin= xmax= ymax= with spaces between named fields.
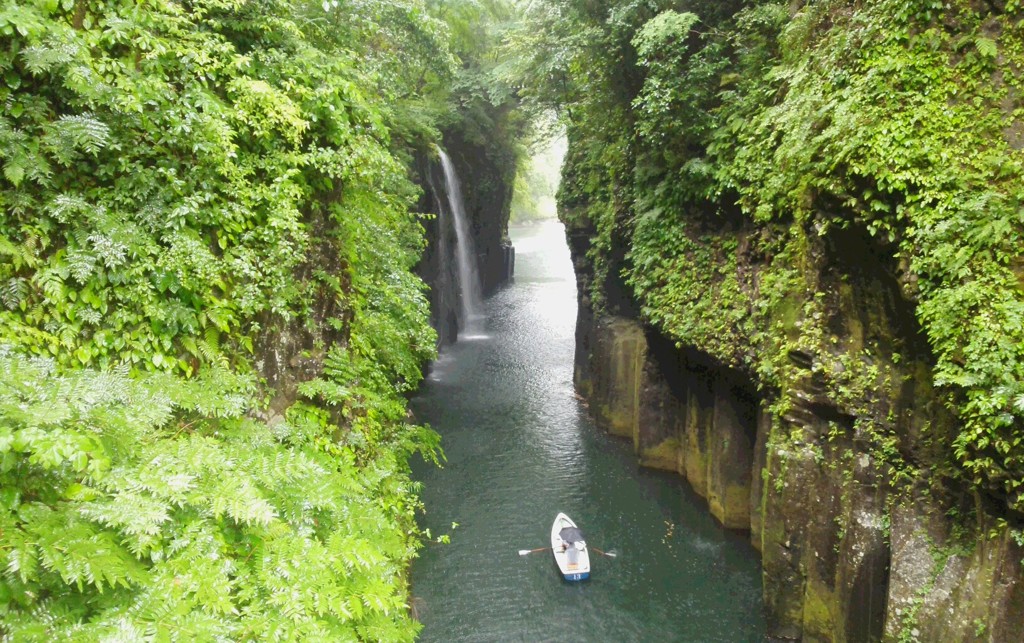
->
xmin=518 ymin=547 xmax=549 ymax=556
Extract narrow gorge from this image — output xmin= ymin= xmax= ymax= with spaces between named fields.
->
xmin=3 ymin=0 xmax=1024 ymax=640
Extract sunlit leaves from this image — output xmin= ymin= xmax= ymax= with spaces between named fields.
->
xmin=632 ymin=10 xmax=699 ymax=60
xmin=42 ymin=114 xmax=110 ymax=163
xmin=975 ymin=36 xmax=997 ymax=59
xmin=228 ymin=78 xmax=309 ymax=146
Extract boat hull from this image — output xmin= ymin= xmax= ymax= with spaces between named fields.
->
xmin=551 ymin=512 xmax=591 ymax=582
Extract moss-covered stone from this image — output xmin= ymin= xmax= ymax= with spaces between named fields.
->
xmin=885 ymin=500 xmax=1024 ymax=642
xmin=707 ymin=381 xmax=756 ymax=529
xmin=802 ymin=577 xmax=840 ymax=642
xmin=589 ymin=317 xmax=646 ymax=437
xmin=579 ymin=314 xmax=760 ymax=530
xmin=638 ymin=437 xmax=682 ymax=471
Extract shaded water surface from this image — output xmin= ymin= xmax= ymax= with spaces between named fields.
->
xmin=411 ymin=220 xmax=766 ymax=642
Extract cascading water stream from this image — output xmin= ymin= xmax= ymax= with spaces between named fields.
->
xmin=436 ymin=147 xmax=484 ymax=334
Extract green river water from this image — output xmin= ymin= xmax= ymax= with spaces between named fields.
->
xmin=410 ymin=220 xmax=766 ymax=642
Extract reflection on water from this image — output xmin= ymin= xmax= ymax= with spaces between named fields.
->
xmin=411 ymin=220 xmax=765 ymax=642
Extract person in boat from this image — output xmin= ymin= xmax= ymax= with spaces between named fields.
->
xmin=559 ymin=526 xmax=585 ymax=565
xmin=555 ymin=536 xmax=567 ymax=553
xmin=566 ymin=541 xmax=580 ymax=565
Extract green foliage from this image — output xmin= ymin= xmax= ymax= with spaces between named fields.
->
xmin=0 ymin=0 xmax=522 ymax=636
xmin=0 ymin=348 xmax=429 ymax=639
xmin=632 ymin=10 xmax=699 ymax=57
xmin=1 ymin=0 xmax=352 ymax=371
xmin=709 ymin=0 xmax=1024 ymax=507
xmin=628 ymin=207 xmax=752 ymax=366
xmin=632 ymin=10 xmax=723 ymax=163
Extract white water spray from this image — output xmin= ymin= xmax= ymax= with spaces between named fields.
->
xmin=436 ymin=147 xmax=484 ymax=332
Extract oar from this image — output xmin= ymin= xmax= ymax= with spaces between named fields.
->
xmin=518 ymin=547 xmax=550 ymax=556
xmin=592 ymin=547 xmax=617 ymax=558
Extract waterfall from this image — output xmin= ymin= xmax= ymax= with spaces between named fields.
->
xmin=425 ymin=170 xmax=452 ymax=308
xmin=436 ymin=147 xmax=484 ymax=331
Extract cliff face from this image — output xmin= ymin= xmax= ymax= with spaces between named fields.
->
xmin=253 ymin=208 xmax=349 ymax=420
xmin=544 ymin=0 xmax=1024 ymax=638
xmin=565 ymin=209 xmax=1024 ymax=640
xmin=416 ymin=132 xmax=517 ymax=346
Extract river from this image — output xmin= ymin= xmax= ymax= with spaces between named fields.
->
xmin=410 ymin=220 xmax=766 ymax=642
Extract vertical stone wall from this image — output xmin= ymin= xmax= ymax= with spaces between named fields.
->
xmin=564 ymin=216 xmax=1024 ymax=641
xmin=588 ymin=317 xmax=646 ymax=438
xmin=886 ymin=503 xmax=1024 ymax=643
xmin=758 ymin=409 xmax=890 ymax=642
xmin=253 ymin=209 xmax=348 ymax=421
xmin=575 ymin=312 xmax=759 ymax=531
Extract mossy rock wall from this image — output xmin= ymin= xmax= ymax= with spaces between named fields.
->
xmin=574 ymin=311 xmax=757 ymax=531
xmin=552 ymin=0 xmax=1024 ymax=638
xmin=759 ymin=415 xmax=890 ymax=642
xmin=885 ymin=502 xmax=1024 ymax=642
xmin=564 ymin=207 xmax=1024 ymax=639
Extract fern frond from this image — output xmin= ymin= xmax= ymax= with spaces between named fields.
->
xmin=26 ymin=507 xmax=147 ymax=591
xmin=206 ymin=476 xmax=277 ymax=526
xmin=33 ymin=265 xmax=66 ymax=302
xmin=2 ymin=277 xmax=27 ymax=309
xmin=20 ymin=39 xmax=77 ymax=76
xmin=192 ymin=326 xmax=230 ymax=368
xmin=79 ymin=490 xmax=171 ymax=538
xmin=88 ymin=233 xmax=128 ymax=269
xmin=296 ymin=377 xmax=349 ymax=405
xmin=42 ymin=113 xmax=111 ymax=165
xmin=0 ymin=517 xmax=39 ymax=583
xmin=47 ymin=193 xmax=94 ymax=223
xmin=66 ymin=247 xmax=98 ymax=282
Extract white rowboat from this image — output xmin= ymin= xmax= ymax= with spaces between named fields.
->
xmin=551 ymin=512 xmax=590 ymax=581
